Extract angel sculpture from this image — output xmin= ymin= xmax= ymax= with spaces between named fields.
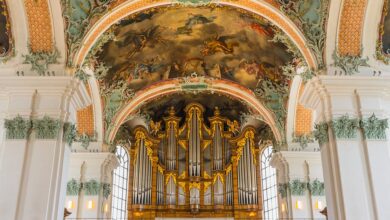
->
xmin=227 ymin=119 xmax=240 ymax=134
xmin=150 ymin=120 xmax=161 ymax=135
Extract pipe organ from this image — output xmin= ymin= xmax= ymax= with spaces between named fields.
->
xmin=128 ymin=103 xmax=263 ymax=219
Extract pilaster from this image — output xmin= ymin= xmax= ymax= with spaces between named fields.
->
xmin=0 ymin=76 xmax=90 ymax=220
xmin=301 ymin=76 xmax=390 ymax=220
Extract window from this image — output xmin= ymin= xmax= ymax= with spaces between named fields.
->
xmin=261 ymin=146 xmax=279 ymax=220
xmin=111 ymin=146 xmax=129 ymax=220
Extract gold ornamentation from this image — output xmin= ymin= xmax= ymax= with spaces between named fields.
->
xmin=225 ymin=164 xmax=232 ymax=174
xmin=150 ymin=120 xmax=161 ymax=135
xmin=178 ymin=181 xmax=186 ymax=190
xmin=178 ymin=140 xmax=188 ymax=150
xmin=338 ymin=0 xmax=367 ymax=56
xmin=203 ymin=182 xmax=212 ymax=191
xmin=213 ymin=173 xmax=224 ymax=184
xmin=203 ymin=171 xmax=212 ymax=179
xmin=165 ymin=173 xmax=177 ymax=185
xmin=24 ymin=0 xmax=53 ymax=52
xmin=227 ymin=119 xmax=240 ymax=134
xmin=178 ymin=171 xmax=187 ymax=179
xmin=202 ymin=140 xmax=212 ymax=150
xmin=189 ymin=182 xmax=201 ymax=190
xmin=157 ymin=164 xmax=164 ymax=173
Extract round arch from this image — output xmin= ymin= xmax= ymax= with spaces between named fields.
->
xmin=73 ymin=0 xmax=318 ymax=69
xmin=107 ymin=78 xmax=284 ymax=143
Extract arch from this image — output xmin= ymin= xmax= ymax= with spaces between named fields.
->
xmin=73 ymin=0 xmax=318 ymax=69
xmin=107 ymin=78 xmax=283 ymax=143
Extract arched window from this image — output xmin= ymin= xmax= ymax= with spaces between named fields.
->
xmin=261 ymin=146 xmax=279 ymax=220
xmin=111 ymin=146 xmax=129 ymax=220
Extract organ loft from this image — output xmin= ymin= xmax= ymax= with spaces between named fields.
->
xmin=128 ymin=103 xmax=268 ymax=219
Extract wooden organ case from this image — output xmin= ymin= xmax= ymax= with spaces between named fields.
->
xmin=128 ymin=103 xmax=263 ymax=219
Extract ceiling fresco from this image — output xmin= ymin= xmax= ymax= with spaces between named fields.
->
xmin=382 ymin=0 xmax=390 ymax=55
xmin=96 ymin=6 xmax=293 ymax=92
xmin=138 ymin=93 xmax=252 ymax=127
xmin=0 ymin=0 xmax=12 ymax=58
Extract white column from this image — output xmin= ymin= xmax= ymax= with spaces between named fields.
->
xmin=301 ymin=76 xmax=390 ymax=220
xmin=65 ymin=152 xmax=118 ymax=219
xmin=0 ymin=77 xmax=90 ymax=220
xmin=271 ymin=151 xmax=326 ymax=220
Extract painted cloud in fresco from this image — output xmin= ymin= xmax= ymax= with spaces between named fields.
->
xmin=97 ymin=6 xmax=293 ymax=92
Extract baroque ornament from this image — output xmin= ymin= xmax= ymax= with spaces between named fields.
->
xmin=332 ymin=115 xmax=359 ymax=139
xmin=77 ymin=132 xmax=97 ymax=149
xmin=4 ymin=116 xmax=32 ymax=139
xmin=310 ymin=179 xmax=325 ymax=196
xmin=102 ymin=182 xmax=111 ymax=199
xmin=64 ymin=122 xmax=77 ymax=146
xmin=32 ymin=116 xmax=61 ymax=139
xmin=292 ymin=133 xmax=314 ymax=149
xmin=61 ymin=0 xmax=114 ymax=66
xmin=66 ymin=179 xmax=80 ymax=196
xmin=278 ymin=183 xmax=289 ymax=198
xmin=289 ymin=179 xmax=309 ymax=196
xmin=74 ymin=68 xmax=90 ymax=83
xmin=23 ymin=47 xmax=60 ymax=76
xmin=84 ymin=179 xmax=100 ymax=195
xmin=313 ymin=122 xmax=329 ymax=145
xmin=277 ymin=0 xmax=329 ymax=68
xmin=332 ymin=50 xmax=369 ymax=75
xmin=175 ymin=0 xmax=212 ymax=6
xmin=360 ymin=114 xmax=389 ymax=140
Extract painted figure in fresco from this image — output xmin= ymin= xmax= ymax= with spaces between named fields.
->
xmin=114 ymin=25 xmax=165 ymax=59
xmin=201 ymin=35 xmax=238 ymax=56
xmin=176 ymin=14 xmax=216 ymax=35
xmin=182 ymin=58 xmax=207 ymax=76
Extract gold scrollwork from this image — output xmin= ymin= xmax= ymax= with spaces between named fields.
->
xmin=189 ymin=182 xmax=201 ymax=190
xmin=165 ymin=173 xmax=177 ymax=185
xmin=213 ymin=173 xmax=224 ymax=184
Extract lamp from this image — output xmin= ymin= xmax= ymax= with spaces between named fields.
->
xmin=281 ymin=203 xmax=286 ymax=212
xmin=87 ymin=200 xmax=94 ymax=209
xmin=295 ymin=200 xmax=303 ymax=210
xmin=315 ymin=200 xmax=323 ymax=210
xmin=67 ymin=200 xmax=74 ymax=209
xmin=104 ymin=203 xmax=109 ymax=213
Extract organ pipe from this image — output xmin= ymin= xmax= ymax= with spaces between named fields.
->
xmin=129 ymin=104 xmax=262 ymax=217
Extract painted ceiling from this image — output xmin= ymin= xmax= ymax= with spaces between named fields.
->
xmin=96 ymin=6 xmax=293 ymax=92
xmin=0 ymin=0 xmax=11 ymax=57
xmin=382 ymin=0 xmax=390 ymax=55
xmin=138 ymin=93 xmax=252 ymax=127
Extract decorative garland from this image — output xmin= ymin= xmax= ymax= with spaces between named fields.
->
xmin=22 ymin=47 xmax=60 ymax=76
xmin=292 ymin=133 xmax=315 ymax=149
xmin=332 ymin=115 xmax=359 ymax=139
xmin=4 ymin=115 xmax=32 ymax=139
xmin=313 ymin=114 xmax=389 ymax=145
xmin=360 ymin=114 xmax=389 ymax=140
xmin=278 ymin=179 xmax=325 ymax=197
xmin=66 ymin=178 xmax=81 ymax=196
xmin=313 ymin=122 xmax=329 ymax=145
xmin=332 ymin=50 xmax=369 ymax=75
xmin=66 ymin=179 xmax=111 ymax=197
xmin=32 ymin=116 xmax=61 ymax=139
